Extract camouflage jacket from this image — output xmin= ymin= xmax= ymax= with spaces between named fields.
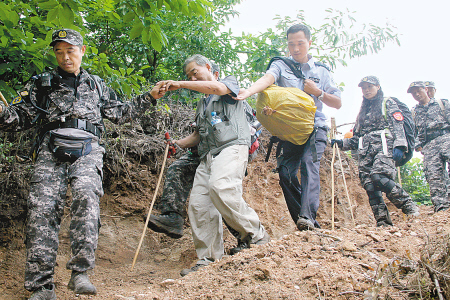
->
xmin=343 ymin=92 xmax=408 ymax=152
xmin=412 ymin=98 xmax=450 ymax=148
xmin=0 ymin=67 xmax=153 ymax=134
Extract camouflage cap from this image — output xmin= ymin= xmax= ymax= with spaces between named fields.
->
xmin=358 ymin=76 xmax=380 ymax=87
xmin=424 ymin=81 xmax=435 ymax=88
xmin=50 ymin=29 xmax=83 ymax=47
xmin=407 ymin=81 xmax=426 ymax=93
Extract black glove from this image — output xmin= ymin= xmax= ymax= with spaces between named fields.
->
xmin=392 ymin=147 xmax=404 ymax=162
xmin=330 ymin=139 xmax=343 ymax=149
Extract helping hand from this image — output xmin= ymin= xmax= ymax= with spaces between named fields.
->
xmin=392 ymin=147 xmax=405 ymax=162
xmin=233 ymin=89 xmax=252 ymax=101
xmin=330 ymin=139 xmax=343 ymax=149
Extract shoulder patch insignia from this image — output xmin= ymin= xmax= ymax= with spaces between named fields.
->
xmin=393 ymin=111 xmax=404 ymax=121
xmin=11 ymin=96 xmax=23 ymax=105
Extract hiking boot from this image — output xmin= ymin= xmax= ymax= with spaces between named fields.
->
xmin=68 ymin=271 xmax=97 ymax=295
xmin=296 ymin=217 xmax=315 ymax=231
xmin=229 ymin=238 xmax=250 ymax=255
xmin=147 ymin=212 xmax=183 ymax=239
xmin=377 ymin=220 xmax=393 ymax=227
xmin=401 ymin=201 xmax=420 ymax=216
xmin=29 ymin=285 xmax=56 ymax=300
xmin=180 ymin=263 xmax=208 ymax=277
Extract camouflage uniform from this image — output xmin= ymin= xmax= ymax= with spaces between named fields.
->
xmin=0 ymin=67 xmax=153 ymax=291
xmin=413 ymin=98 xmax=450 ymax=212
xmin=158 ymin=151 xmax=200 ymax=215
xmin=343 ymin=91 xmax=417 ymax=225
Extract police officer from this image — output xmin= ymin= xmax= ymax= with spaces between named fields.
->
xmin=332 ymin=76 xmax=419 ymax=227
xmin=408 ymin=81 xmax=450 ymax=212
xmin=0 ymin=29 xmax=162 ymax=299
xmin=234 ymin=24 xmax=342 ymax=231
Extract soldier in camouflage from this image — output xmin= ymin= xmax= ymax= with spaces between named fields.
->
xmin=0 ymin=29 xmax=162 ymax=300
xmin=332 ymin=76 xmax=419 ymax=227
xmin=409 ymin=81 xmax=450 ymax=212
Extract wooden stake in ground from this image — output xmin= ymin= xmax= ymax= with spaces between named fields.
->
xmin=131 ymin=137 xmax=170 ymax=271
xmin=330 ymin=118 xmax=337 ymax=230
xmin=397 ymin=166 xmax=407 ymax=221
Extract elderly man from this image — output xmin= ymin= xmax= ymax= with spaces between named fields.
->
xmin=159 ymin=54 xmax=269 ymax=276
xmin=0 ymin=29 xmax=162 ymax=299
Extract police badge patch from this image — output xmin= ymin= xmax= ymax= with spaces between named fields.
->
xmin=11 ymin=96 xmax=23 ymax=105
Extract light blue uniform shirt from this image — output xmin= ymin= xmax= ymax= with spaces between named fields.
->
xmin=266 ymin=55 xmax=341 ymax=128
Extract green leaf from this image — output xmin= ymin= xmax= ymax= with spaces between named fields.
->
xmin=129 ymin=21 xmax=144 ymax=40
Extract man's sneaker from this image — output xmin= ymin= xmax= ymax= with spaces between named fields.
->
xmin=68 ymin=271 xmax=97 ymax=295
xmin=254 ymin=231 xmax=271 ymax=245
xmin=401 ymin=201 xmax=420 ymax=217
xmin=180 ymin=263 xmax=207 ymax=277
xmin=29 ymin=285 xmax=56 ymax=300
xmin=147 ymin=212 xmax=183 ymax=239
xmin=296 ymin=217 xmax=315 ymax=231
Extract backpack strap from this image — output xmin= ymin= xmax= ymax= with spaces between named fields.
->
xmin=267 ymin=56 xmax=305 ymax=79
xmin=382 ymin=97 xmax=389 ymax=121
xmin=314 ymin=61 xmax=331 ymax=71
xmin=90 ymin=75 xmax=104 ymax=101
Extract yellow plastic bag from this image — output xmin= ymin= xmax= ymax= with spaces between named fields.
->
xmin=256 ymin=85 xmax=316 ymax=145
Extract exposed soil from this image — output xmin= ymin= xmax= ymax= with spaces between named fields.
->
xmin=0 ymin=106 xmax=449 ymax=300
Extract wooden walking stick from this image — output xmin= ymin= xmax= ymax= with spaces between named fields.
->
xmin=131 ymin=132 xmax=171 ymax=270
xmin=336 ymin=145 xmax=356 ymax=227
xmin=0 ymin=91 xmax=9 ymax=107
xmin=331 ymin=118 xmax=337 ymax=230
xmin=397 ymin=166 xmax=407 ymax=221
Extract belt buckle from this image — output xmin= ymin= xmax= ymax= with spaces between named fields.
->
xmin=78 ymin=119 xmax=87 ymax=131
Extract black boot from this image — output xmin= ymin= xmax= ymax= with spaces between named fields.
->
xmin=371 ymin=204 xmax=393 ymax=227
xmin=367 ymin=188 xmax=393 ymax=227
xmin=147 ymin=212 xmax=183 ymax=239
xmin=229 ymin=235 xmax=251 ymax=255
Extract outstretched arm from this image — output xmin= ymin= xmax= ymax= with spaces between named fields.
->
xmin=234 ymin=73 xmax=275 ymax=100
xmin=159 ymin=80 xmax=231 ymax=96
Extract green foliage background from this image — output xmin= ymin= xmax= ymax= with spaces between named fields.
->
xmin=399 ymin=157 xmax=431 ymax=205
xmin=1 ymin=0 xmax=400 ymax=101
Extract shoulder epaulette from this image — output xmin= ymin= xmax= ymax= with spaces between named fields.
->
xmin=314 ymin=61 xmax=331 ymax=71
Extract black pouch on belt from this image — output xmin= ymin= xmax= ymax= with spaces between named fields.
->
xmin=48 ymin=131 xmax=93 ymax=163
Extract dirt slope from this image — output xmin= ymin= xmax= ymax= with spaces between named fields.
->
xmin=0 ymin=127 xmax=448 ymax=300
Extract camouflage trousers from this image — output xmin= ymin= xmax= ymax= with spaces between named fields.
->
xmin=25 ymin=140 xmax=105 ymax=291
xmin=158 ymin=151 xmax=200 ymax=215
xmin=358 ymin=143 xmax=411 ymax=209
xmin=423 ymin=133 xmax=450 ymax=212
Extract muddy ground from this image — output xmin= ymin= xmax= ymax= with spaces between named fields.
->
xmin=0 ymin=113 xmax=449 ymax=299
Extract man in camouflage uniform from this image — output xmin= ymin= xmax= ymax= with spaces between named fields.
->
xmin=409 ymin=81 xmax=450 ymax=212
xmin=332 ymin=76 xmax=419 ymax=226
xmin=0 ymin=29 xmax=162 ymax=299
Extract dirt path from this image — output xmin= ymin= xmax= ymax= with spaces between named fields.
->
xmin=1 ymin=147 xmax=448 ymax=299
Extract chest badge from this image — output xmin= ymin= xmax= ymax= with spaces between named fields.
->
xmin=393 ymin=112 xmax=404 ymax=121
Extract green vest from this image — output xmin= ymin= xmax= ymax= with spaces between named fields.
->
xmin=196 ymin=94 xmax=251 ymax=159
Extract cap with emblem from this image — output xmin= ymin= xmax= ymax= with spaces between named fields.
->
xmin=358 ymin=75 xmax=380 ymax=87
xmin=407 ymin=81 xmax=426 ymax=93
xmin=50 ymin=29 xmax=83 ymax=47
xmin=424 ymin=81 xmax=435 ymax=88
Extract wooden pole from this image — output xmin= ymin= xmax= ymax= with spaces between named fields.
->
xmin=336 ymin=148 xmax=356 ymax=227
xmin=0 ymin=91 xmax=9 ymax=107
xmin=397 ymin=166 xmax=407 ymax=221
xmin=131 ymin=142 xmax=170 ymax=270
xmin=331 ymin=118 xmax=336 ymax=230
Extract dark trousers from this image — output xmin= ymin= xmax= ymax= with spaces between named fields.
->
xmin=278 ymin=127 xmax=328 ymax=226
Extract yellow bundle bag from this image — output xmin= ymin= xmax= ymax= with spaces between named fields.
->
xmin=256 ymin=85 xmax=316 ymax=145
